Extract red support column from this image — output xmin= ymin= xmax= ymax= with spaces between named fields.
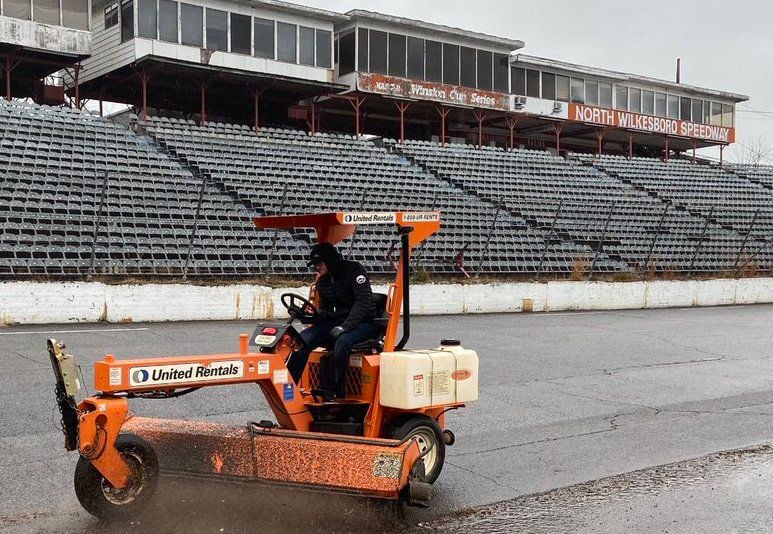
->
xmin=345 ymin=95 xmax=366 ymax=139
xmin=199 ymin=81 xmax=209 ymax=125
xmin=436 ymin=105 xmax=450 ymax=145
xmin=310 ymin=97 xmax=317 ymax=135
xmin=554 ymin=123 xmax=565 ymax=155
xmin=132 ymin=67 xmax=153 ymax=121
xmin=691 ymin=139 xmax=697 ymax=163
xmin=719 ymin=144 xmax=725 ymax=167
xmin=394 ymin=101 xmax=411 ymax=143
xmin=595 ymin=128 xmax=608 ymax=157
xmin=73 ymin=63 xmax=81 ymax=110
xmin=4 ymin=56 xmax=13 ymax=102
xmin=627 ymin=132 xmax=634 ymax=160
xmin=473 ymin=110 xmax=487 ymax=148
xmin=505 ymin=115 xmax=519 ymax=151
xmin=664 ymin=136 xmax=670 ymax=163
xmin=252 ymin=87 xmax=265 ymax=132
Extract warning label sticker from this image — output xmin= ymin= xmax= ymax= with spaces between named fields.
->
xmin=350 ymin=355 xmax=362 ymax=368
xmin=109 ymin=367 xmax=122 ymax=386
xmin=413 ymin=374 xmax=425 ymax=396
xmin=273 ymin=369 xmax=288 ymax=384
xmin=430 ymin=371 xmax=450 ymax=395
xmin=257 ymin=360 xmax=270 ymax=375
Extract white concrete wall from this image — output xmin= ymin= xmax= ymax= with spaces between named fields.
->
xmin=2 ymin=278 xmax=773 ymax=325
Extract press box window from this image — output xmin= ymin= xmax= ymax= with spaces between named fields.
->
xmin=299 ymin=26 xmax=315 ymax=66
xmin=338 ymin=31 xmax=355 ymax=75
xmin=629 ymin=87 xmax=641 ymax=113
xmin=316 ymin=30 xmax=331 ymax=68
xmin=691 ymin=100 xmax=703 ymax=124
xmin=615 ymin=86 xmax=628 ymax=110
xmin=599 ymin=83 xmax=612 ymax=108
xmin=105 ymin=3 xmax=119 ymax=29
xmin=443 ymin=44 xmax=460 ymax=86
xmin=357 ymin=28 xmax=368 ymax=72
xmin=369 ymin=30 xmax=387 ymax=74
xmin=4 ymin=0 xmax=31 ymax=20
xmin=711 ymin=102 xmax=723 ymax=125
xmin=642 ymin=90 xmax=655 ymax=115
xmin=585 ymin=81 xmax=598 ymax=106
xmin=407 ymin=37 xmax=424 ymax=80
xmin=460 ymin=47 xmax=476 ymax=88
xmin=205 ymin=9 xmax=227 ymax=51
xmin=120 ymin=0 xmax=134 ymax=42
xmin=477 ymin=50 xmax=492 ymax=91
xmin=722 ymin=104 xmax=734 ymax=127
xmin=542 ymin=73 xmax=556 ymax=100
xmin=680 ymin=97 xmax=692 ymax=121
xmin=159 ymin=0 xmax=178 ymax=43
xmin=277 ymin=22 xmax=297 ymax=63
xmin=570 ymin=77 xmax=584 ymax=103
xmin=702 ymin=100 xmax=711 ymax=124
xmin=556 ymin=75 xmax=570 ymax=101
xmin=34 ymin=0 xmax=60 ymax=26
xmin=388 ymin=33 xmax=406 ymax=78
xmin=655 ymin=92 xmax=666 ymax=117
xmin=254 ymin=17 xmax=274 ymax=59
xmin=63 ymin=0 xmax=89 ymax=30
xmin=425 ymin=40 xmax=442 ymax=82
xmin=667 ymin=95 xmax=679 ymax=119
xmin=511 ymin=67 xmax=525 ymax=95
xmin=493 ymin=53 xmax=508 ymax=93
xmin=180 ymin=3 xmax=203 ymax=47
xmin=137 ymin=0 xmax=157 ymax=39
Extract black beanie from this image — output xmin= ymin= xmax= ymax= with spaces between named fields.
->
xmin=307 ymin=242 xmax=342 ymax=267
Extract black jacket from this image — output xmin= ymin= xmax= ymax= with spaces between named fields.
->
xmin=316 ymin=259 xmax=375 ymax=331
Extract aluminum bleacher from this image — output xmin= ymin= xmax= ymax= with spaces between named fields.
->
xmin=0 ymin=101 xmax=302 ymax=278
xmin=1 ymin=100 xmax=769 ymax=279
xmin=396 ymin=141 xmax=771 ymax=273
xmin=145 ymin=117 xmax=621 ymax=275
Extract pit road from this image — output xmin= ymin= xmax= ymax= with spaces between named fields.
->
xmin=2 ymin=304 xmax=772 ymax=532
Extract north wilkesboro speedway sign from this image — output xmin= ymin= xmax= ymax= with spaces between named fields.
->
xmin=569 ymin=103 xmax=735 ymax=143
xmin=355 ymin=72 xmax=735 ymax=143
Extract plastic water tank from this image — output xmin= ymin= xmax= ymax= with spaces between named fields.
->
xmin=379 ymin=343 xmax=479 ymax=410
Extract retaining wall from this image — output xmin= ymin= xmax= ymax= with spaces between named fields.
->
xmin=2 ymin=278 xmax=773 ymax=325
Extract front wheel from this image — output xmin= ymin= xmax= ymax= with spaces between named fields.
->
xmin=74 ymin=434 xmax=159 ymax=520
xmin=391 ymin=416 xmax=446 ymax=484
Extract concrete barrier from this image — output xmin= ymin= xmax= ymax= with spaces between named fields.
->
xmin=1 ymin=278 xmax=772 ymax=325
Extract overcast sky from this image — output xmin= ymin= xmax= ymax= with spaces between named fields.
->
xmin=298 ymin=0 xmax=773 ymax=163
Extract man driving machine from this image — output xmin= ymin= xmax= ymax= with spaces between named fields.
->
xmin=287 ymin=242 xmax=377 ymax=401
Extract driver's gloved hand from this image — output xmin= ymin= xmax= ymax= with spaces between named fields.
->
xmin=330 ymin=326 xmax=346 ymax=339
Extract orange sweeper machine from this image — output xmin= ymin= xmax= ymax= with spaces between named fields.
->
xmin=48 ymin=212 xmax=479 ymax=518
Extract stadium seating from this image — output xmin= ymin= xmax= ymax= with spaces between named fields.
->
xmin=1 ymin=99 xmax=769 ymax=279
xmin=397 ymin=141 xmax=771 ymax=273
xmin=145 ymin=118 xmax=622 ymax=275
xmin=0 ymin=101 xmax=304 ymax=278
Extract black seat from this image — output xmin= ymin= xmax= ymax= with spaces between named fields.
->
xmin=350 ymin=293 xmax=389 ymax=354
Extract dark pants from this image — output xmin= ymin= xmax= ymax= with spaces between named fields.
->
xmin=287 ymin=320 xmax=378 ymax=395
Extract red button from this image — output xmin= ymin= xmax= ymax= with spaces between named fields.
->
xmin=262 ymin=327 xmax=278 ymax=335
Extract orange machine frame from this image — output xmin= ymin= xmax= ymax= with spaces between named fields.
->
xmin=72 ymin=211 xmax=452 ymax=495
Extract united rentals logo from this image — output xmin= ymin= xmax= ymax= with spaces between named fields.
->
xmin=128 ymin=361 xmax=244 ymax=387
xmin=341 ymin=212 xmax=396 ymax=224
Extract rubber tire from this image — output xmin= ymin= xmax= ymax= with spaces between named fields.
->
xmin=390 ymin=416 xmax=446 ymax=484
xmin=74 ymin=434 xmax=159 ymax=520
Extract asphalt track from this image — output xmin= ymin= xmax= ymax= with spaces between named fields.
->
xmin=1 ymin=304 xmax=773 ymax=532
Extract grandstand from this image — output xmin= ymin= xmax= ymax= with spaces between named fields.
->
xmin=0 ymin=1 xmax=770 ymax=280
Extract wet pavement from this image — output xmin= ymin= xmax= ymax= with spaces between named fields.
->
xmin=412 ymin=445 xmax=773 ymax=533
xmin=2 ymin=304 xmax=773 ymax=532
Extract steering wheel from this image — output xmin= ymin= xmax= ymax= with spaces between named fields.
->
xmin=280 ymin=293 xmax=320 ymax=324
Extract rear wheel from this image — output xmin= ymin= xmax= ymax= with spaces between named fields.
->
xmin=74 ymin=434 xmax=159 ymax=520
xmin=390 ymin=416 xmax=445 ymax=484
